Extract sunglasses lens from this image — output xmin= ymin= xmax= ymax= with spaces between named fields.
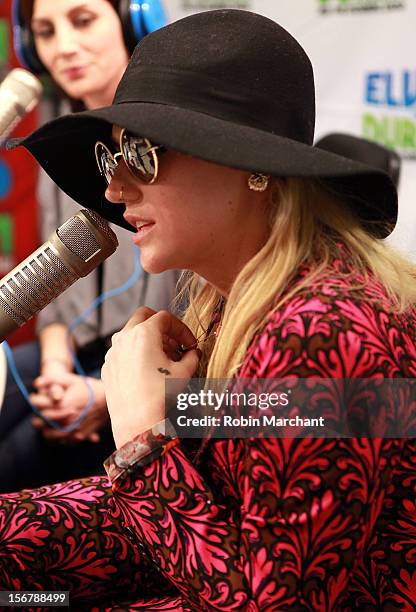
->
xmin=96 ymin=143 xmax=117 ymax=184
xmin=121 ymin=132 xmax=157 ymax=183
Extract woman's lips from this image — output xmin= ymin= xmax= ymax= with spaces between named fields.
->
xmin=124 ymin=214 xmax=154 ymax=231
xmin=123 ymin=215 xmax=155 ymax=242
xmin=133 ymin=222 xmax=155 ymax=243
xmin=63 ymin=66 xmax=87 ymax=80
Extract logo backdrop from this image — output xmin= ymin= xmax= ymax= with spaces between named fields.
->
xmin=166 ymin=0 xmax=416 ymax=260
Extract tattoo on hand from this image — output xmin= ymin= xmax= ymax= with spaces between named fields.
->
xmin=158 ymin=367 xmax=171 ymax=376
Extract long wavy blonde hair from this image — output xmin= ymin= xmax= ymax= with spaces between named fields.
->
xmin=178 ymin=177 xmax=416 ymax=379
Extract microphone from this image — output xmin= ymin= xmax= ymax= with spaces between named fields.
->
xmin=0 ymin=210 xmax=118 ymax=341
xmin=0 ymin=68 xmax=43 ymax=142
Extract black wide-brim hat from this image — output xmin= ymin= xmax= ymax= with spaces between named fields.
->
xmin=17 ymin=9 xmax=397 ymax=237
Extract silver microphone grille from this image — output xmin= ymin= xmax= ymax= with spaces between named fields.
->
xmin=0 ymin=247 xmax=77 ymax=326
xmin=57 ymin=216 xmax=101 ymax=260
xmin=82 ymin=209 xmax=117 ymax=243
xmin=0 ymin=210 xmax=118 ymax=340
xmin=57 ymin=209 xmax=117 ymax=260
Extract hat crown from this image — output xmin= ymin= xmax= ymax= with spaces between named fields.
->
xmin=21 ymin=10 xmax=397 ymax=238
xmin=114 ymin=10 xmax=315 ymax=145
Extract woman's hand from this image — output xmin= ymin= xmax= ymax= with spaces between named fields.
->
xmin=38 ymin=323 xmax=74 ymax=401
xmin=102 ymin=307 xmax=200 ymax=448
xmin=38 ymin=358 xmax=72 ymax=402
xmin=31 ymin=373 xmax=108 ymax=444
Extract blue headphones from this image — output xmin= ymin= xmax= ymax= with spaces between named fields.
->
xmin=12 ymin=0 xmax=168 ymax=75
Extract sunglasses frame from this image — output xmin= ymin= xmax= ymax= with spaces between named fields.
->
xmin=94 ymin=128 xmax=162 ymax=185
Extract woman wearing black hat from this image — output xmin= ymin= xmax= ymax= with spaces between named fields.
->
xmin=0 ymin=9 xmax=415 ymax=610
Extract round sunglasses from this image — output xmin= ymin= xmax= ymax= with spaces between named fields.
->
xmin=95 ymin=128 xmax=165 ymax=185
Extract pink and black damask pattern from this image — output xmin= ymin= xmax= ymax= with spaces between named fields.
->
xmin=0 ymin=263 xmax=415 ymax=610
xmin=0 ymin=476 xmax=177 ymax=607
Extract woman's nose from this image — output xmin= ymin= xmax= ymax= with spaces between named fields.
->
xmin=104 ymin=159 xmax=142 ymax=204
xmin=55 ymin=24 xmax=78 ymax=56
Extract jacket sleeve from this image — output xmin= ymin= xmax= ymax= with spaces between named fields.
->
xmin=110 ymin=294 xmax=399 ymax=610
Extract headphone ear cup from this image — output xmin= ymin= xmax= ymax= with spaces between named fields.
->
xmin=12 ymin=0 xmax=45 ymax=74
xmin=140 ymin=0 xmax=168 ymax=36
xmin=119 ymin=0 xmax=168 ymax=53
xmin=118 ymin=0 xmax=144 ymax=53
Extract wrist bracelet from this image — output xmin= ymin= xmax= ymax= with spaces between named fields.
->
xmin=104 ymin=418 xmax=179 ymax=483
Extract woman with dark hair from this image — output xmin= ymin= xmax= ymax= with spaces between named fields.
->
xmin=19 ymin=0 xmax=134 ymax=108
xmin=0 ymin=9 xmax=415 ymax=610
xmin=0 ymin=0 xmax=178 ymax=492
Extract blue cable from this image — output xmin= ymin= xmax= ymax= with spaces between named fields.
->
xmin=2 ymin=340 xmax=91 ymax=432
xmin=68 ymin=244 xmax=142 ymax=375
xmin=3 ymin=245 xmax=142 ymax=432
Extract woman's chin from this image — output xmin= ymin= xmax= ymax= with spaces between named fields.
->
xmin=55 ymin=77 xmax=91 ymax=102
xmin=140 ymin=254 xmax=177 ymax=275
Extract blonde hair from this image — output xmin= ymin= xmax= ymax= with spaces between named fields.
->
xmin=179 ymin=177 xmax=416 ymax=379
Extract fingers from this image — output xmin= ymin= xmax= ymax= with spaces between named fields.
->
xmin=29 ymin=393 xmax=54 ymax=411
xmin=123 ymin=306 xmax=157 ymax=331
xmin=176 ymin=348 xmax=200 ymax=377
xmin=149 ymin=311 xmax=197 ymax=348
xmin=49 ymin=384 xmax=65 ymax=401
xmin=121 ymin=308 xmax=196 ymax=349
xmin=34 ymin=372 xmax=75 ymax=389
xmin=40 ymin=428 xmax=69 ymax=441
xmin=31 ymin=416 xmax=46 ymax=430
xmin=162 ymin=335 xmax=183 ymax=361
xmin=109 ymin=311 xmax=196 ymax=362
xmin=34 ymin=406 xmax=77 ymax=422
xmin=32 ymin=415 xmax=100 ymax=443
xmin=30 ymin=388 xmax=103 ymax=444
xmin=70 ymin=427 xmax=101 ymax=443
xmin=33 ymin=374 xmax=72 ymax=403
xmin=86 ymin=432 xmax=101 ymax=443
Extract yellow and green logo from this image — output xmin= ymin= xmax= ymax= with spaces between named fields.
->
xmin=319 ymin=0 xmax=405 ymax=13
xmin=362 ymin=70 xmax=416 ymax=159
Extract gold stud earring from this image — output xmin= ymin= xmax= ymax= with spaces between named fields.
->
xmin=248 ymin=173 xmax=270 ymax=192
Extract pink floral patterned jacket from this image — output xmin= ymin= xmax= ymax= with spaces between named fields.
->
xmin=0 ymin=258 xmax=415 ymax=611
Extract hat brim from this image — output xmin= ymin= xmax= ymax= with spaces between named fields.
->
xmin=19 ymin=102 xmax=398 ymax=237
